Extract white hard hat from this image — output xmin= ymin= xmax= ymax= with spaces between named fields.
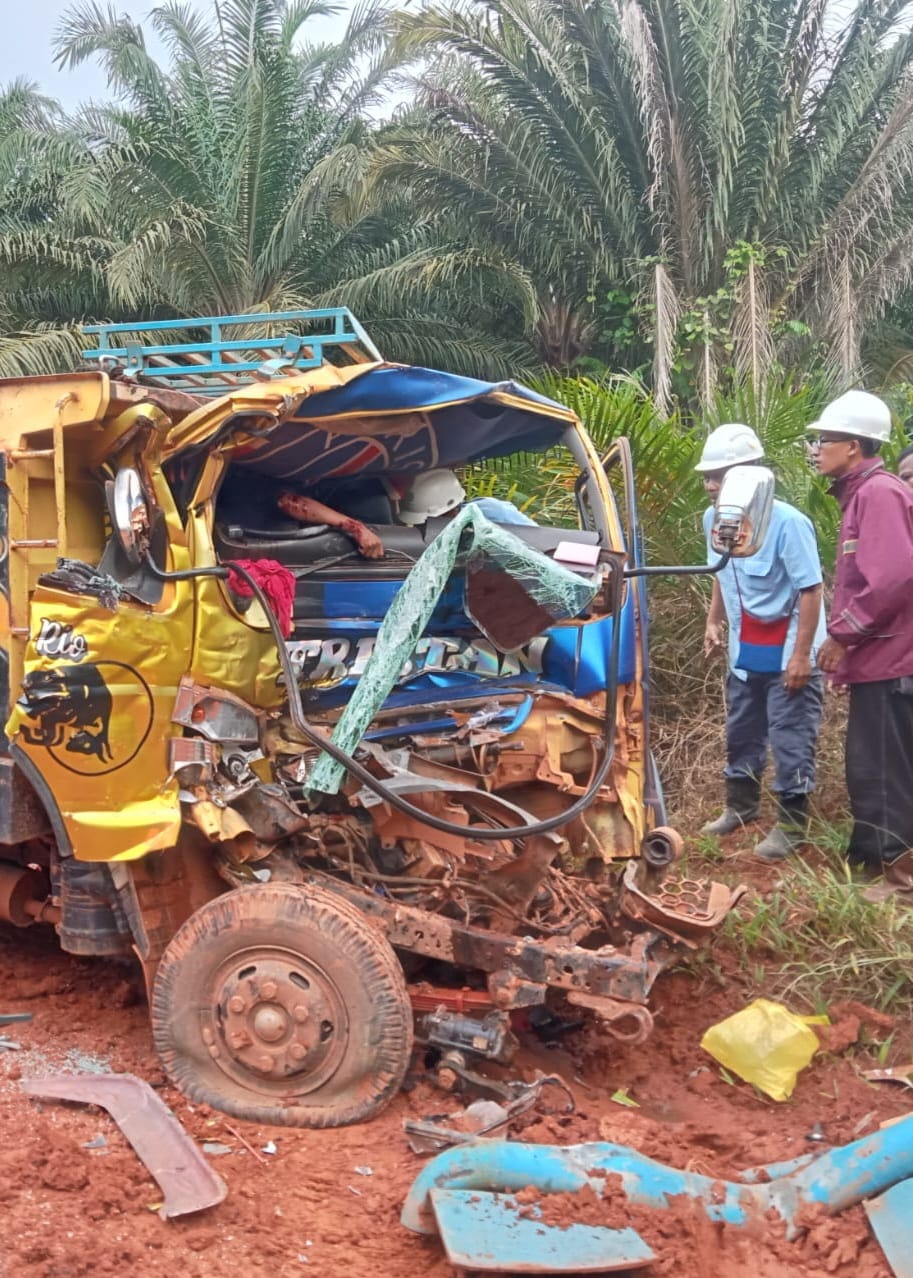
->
xmin=694 ymin=423 xmax=764 ymax=472
xmin=399 ymin=469 xmax=466 ymax=524
xmin=807 ymin=390 xmax=892 ymax=444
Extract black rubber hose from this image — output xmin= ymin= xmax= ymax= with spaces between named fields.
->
xmin=145 ymin=552 xmax=622 ymax=841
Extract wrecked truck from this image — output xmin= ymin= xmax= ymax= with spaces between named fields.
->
xmin=0 ymin=310 xmax=770 ymax=1127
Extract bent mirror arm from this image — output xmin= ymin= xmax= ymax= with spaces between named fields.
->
xmin=624 ymin=465 xmax=775 ymax=579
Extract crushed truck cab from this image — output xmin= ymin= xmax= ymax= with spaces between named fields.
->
xmin=0 ymin=311 xmax=760 ymax=1127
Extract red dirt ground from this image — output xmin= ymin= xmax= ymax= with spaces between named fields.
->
xmin=0 ymin=899 xmax=907 ymax=1278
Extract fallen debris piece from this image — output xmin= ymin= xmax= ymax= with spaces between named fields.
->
xmin=353 ymin=1165 xmax=373 ymax=1176
xmin=404 ymin=1074 xmax=575 ymax=1155
xmin=202 ymin=1142 xmax=233 ymax=1157
xmin=864 ymin=1177 xmax=913 ymax=1277
xmin=863 ymin=1064 xmax=913 ymax=1086
xmin=405 ymin=1100 xmax=511 ymax=1155
xmin=261 ymin=1140 xmax=278 ymax=1155
xmin=0 ymin=1013 xmax=33 ymax=1025
xmin=82 ymin=1134 xmax=107 ymax=1150
xmin=429 ymin=1188 xmax=655 ymax=1273
xmin=223 ymin=1121 xmax=267 ymax=1164
xmin=402 ymin=1111 xmax=913 ymax=1246
xmin=22 ymin=1073 xmax=227 ymax=1218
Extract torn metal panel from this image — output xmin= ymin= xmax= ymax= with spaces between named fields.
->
xmin=22 ymin=1073 xmax=227 ymax=1218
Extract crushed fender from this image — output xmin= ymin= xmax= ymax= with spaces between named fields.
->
xmin=22 ymin=1072 xmax=227 ymax=1218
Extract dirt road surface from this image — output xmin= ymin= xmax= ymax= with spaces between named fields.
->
xmin=0 ymin=916 xmax=906 ymax=1278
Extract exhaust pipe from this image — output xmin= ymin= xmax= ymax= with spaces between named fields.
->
xmin=0 ymin=862 xmax=60 ymax=927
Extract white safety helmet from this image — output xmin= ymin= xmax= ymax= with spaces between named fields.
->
xmin=694 ymin=423 xmax=764 ymax=472
xmin=807 ymin=390 xmax=892 ymax=444
xmin=399 ymin=469 xmax=466 ymax=524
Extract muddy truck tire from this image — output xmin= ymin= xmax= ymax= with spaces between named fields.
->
xmin=151 ymin=883 xmax=413 ymax=1127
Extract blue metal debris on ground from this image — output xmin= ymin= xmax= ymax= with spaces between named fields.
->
xmin=402 ymin=1115 xmax=913 ymax=1269
xmin=429 ymin=1188 xmax=655 ymax=1273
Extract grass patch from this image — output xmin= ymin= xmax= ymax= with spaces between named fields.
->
xmin=723 ymin=840 xmax=913 ymax=1015
xmin=683 ymin=832 xmax=727 ymax=866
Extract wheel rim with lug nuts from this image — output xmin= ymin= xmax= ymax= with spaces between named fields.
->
xmin=203 ymin=948 xmax=349 ymax=1096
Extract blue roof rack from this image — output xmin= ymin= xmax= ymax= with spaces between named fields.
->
xmin=82 ymin=308 xmax=383 ymax=395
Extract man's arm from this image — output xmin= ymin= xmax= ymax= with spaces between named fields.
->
xmin=827 ymin=484 xmax=913 ymax=646
xmin=277 ymin=492 xmax=384 ymax=559
xmin=703 ymin=576 xmax=726 ymax=658
xmin=784 ymin=583 xmax=821 ymax=692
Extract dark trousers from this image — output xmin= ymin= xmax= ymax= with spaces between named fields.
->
xmin=846 ymin=678 xmax=913 ymax=868
xmin=724 ymin=671 xmax=824 ymax=797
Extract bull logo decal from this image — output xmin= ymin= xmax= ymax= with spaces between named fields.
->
xmin=17 ymin=660 xmax=153 ymax=776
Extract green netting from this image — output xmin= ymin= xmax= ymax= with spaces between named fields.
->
xmin=307 ymin=505 xmax=598 ymax=795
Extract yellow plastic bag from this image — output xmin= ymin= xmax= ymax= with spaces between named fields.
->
xmin=700 ymin=998 xmax=826 ymax=1101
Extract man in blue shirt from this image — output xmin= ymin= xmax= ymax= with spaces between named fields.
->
xmin=698 ymin=424 xmax=826 ymax=860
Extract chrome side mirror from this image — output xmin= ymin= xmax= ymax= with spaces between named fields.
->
xmin=109 ymin=467 xmax=151 ymax=565
xmin=711 ymin=465 xmax=775 ymax=558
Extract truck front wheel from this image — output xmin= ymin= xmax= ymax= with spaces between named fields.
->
xmin=151 ymin=883 xmax=413 ymax=1127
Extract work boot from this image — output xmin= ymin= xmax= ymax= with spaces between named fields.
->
xmin=863 ymin=849 xmax=913 ymax=903
xmin=755 ymin=794 xmax=809 ymax=862
xmin=702 ymin=777 xmax=761 ymax=837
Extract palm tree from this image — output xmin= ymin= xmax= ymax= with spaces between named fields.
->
xmin=49 ymin=0 xmax=396 ymax=314
xmin=0 ymin=0 xmax=527 ymax=377
xmin=379 ymin=0 xmax=913 ymax=405
xmin=0 ymin=80 xmax=95 ymax=374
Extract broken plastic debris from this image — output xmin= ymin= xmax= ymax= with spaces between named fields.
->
xmin=261 ymin=1140 xmax=278 ymax=1155
xmin=202 ymin=1141 xmax=233 ymax=1156
xmin=863 ymin=1063 xmax=913 ymax=1086
xmin=82 ymin=1135 xmax=107 ymax=1149
xmin=701 ymin=998 xmax=824 ymax=1102
xmin=354 ymin=1165 xmax=373 ymax=1176
xmin=610 ymin=1089 xmax=640 ymax=1109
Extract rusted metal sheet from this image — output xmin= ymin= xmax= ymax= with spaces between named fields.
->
xmin=22 ymin=1073 xmax=227 ymax=1218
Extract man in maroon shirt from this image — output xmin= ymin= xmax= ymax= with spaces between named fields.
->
xmin=810 ymin=391 xmax=913 ymax=897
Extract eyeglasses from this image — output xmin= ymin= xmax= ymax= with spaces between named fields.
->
xmin=809 ymin=436 xmax=849 ymax=449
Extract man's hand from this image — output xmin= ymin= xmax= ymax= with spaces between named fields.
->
xmin=346 ymin=521 xmax=384 ymax=559
xmin=704 ymin=621 xmax=725 ymax=659
xmin=784 ymin=652 xmax=812 ymax=693
xmin=817 ymin=636 xmax=847 ymax=674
